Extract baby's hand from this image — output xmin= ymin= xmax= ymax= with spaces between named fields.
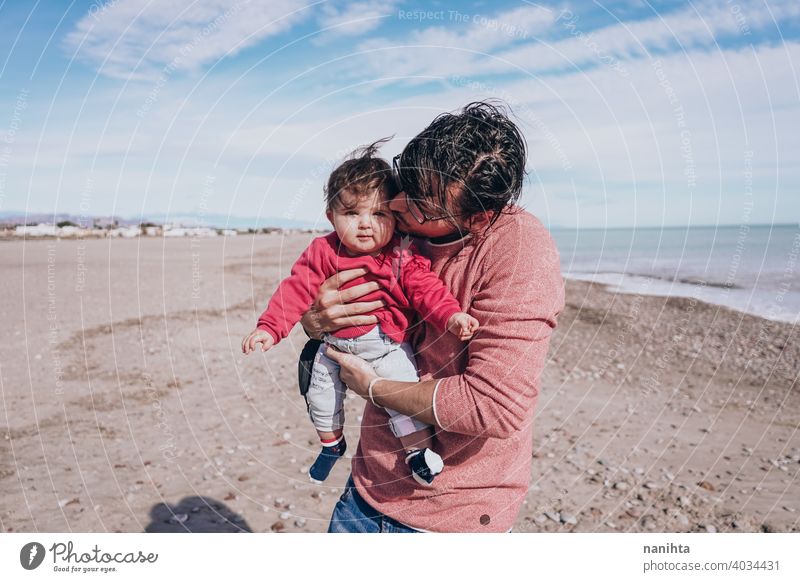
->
xmin=446 ymin=312 xmax=479 ymax=341
xmin=241 ymin=329 xmax=275 ymax=354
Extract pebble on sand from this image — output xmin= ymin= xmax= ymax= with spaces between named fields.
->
xmin=560 ymin=512 xmax=578 ymax=525
xmin=544 ymin=511 xmax=561 ymax=523
xmin=171 ymin=513 xmax=188 ymax=524
xmin=641 ymin=516 xmax=657 ymax=530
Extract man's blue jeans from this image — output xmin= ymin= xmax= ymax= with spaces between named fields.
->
xmin=327 ymin=474 xmax=421 ymax=533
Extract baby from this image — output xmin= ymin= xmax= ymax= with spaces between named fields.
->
xmin=242 ymin=141 xmax=478 ymax=486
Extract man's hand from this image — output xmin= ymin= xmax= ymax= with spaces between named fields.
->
xmin=325 ymin=347 xmax=438 ymax=426
xmin=447 ymin=312 xmax=480 ymax=341
xmin=241 ymin=329 xmax=275 ymax=354
xmin=299 ymin=268 xmax=385 ymax=339
xmin=324 ymin=347 xmax=377 ymax=399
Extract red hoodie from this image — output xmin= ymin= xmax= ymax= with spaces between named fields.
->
xmin=256 ymin=232 xmax=462 ymax=344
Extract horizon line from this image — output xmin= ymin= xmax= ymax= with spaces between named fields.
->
xmin=1 ymin=210 xmax=796 ymax=231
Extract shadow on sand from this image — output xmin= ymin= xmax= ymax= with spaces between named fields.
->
xmin=145 ymin=496 xmax=252 ymax=533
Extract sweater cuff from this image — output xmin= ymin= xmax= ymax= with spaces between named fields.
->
xmin=432 ymin=376 xmax=457 ymax=432
xmin=256 ymin=324 xmax=279 ymax=344
xmin=428 ymin=304 xmax=461 ymax=334
xmin=432 ymin=378 xmax=446 ymax=431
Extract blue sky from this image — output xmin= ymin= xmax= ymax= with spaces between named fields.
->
xmin=0 ymin=0 xmax=798 ymax=228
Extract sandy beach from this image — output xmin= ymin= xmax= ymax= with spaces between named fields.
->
xmin=1 ymin=234 xmax=798 ymax=533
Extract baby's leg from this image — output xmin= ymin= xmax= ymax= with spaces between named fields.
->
xmin=373 ymin=342 xmax=443 ymax=486
xmin=306 ymin=345 xmax=347 ymax=433
xmin=305 ymin=345 xmax=348 ymax=482
xmin=371 ymin=341 xmax=431 ymax=440
xmin=397 ymin=428 xmax=434 ymax=453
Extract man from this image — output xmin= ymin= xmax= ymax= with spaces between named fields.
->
xmin=300 ymin=101 xmax=565 ymax=532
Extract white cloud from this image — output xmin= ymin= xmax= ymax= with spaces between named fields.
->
xmin=352 ymin=3 xmax=557 ymax=78
xmin=352 ymin=0 xmax=800 ymax=79
xmin=312 ymin=0 xmax=400 ymax=44
xmin=488 ymin=0 xmax=800 ymax=76
xmin=13 ymin=0 xmax=794 ymax=228
xmin=65 ymin=0 xmax=314 ymax=79
xmin=14 ymin=31 xmax=797 ymax=227
xmin=401 ymin=4 xmax=557 ymax=53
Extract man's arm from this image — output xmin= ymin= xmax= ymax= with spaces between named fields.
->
xmin=321 ymin=348 xmax=439 ymax=425
xmin=431 ymin=218 xmax=564 ymax=439
xmin=369 ymin=378 xmax=438 ymax=426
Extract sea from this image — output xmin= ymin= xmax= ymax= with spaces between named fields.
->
xmin=550 ymin=223 xmax=800 ymax=324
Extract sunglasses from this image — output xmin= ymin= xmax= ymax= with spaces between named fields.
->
xmin=392 ymin=155 xmax=463 ymax=224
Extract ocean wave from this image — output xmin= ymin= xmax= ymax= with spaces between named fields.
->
xmin=567 ymin=271 xmax=743 ymax=290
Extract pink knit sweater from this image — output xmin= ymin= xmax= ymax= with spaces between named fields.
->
xmin=351 ymin=208 xmax=565 ymax=532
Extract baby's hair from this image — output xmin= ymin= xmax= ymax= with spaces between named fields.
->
xmin=324 ymin=137 xmax=398 ymax=211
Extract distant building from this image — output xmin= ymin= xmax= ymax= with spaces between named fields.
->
xmin=57 ymin=225 xmax=87 ymax=238
xmin=162 ymin=225 xmax=218 ymax=237
xmin=108 ymin=226 xmax=141 ymax=238
xmin=15 ymin=223 xmax=57 ymax=237
xmin=190 ymin=227 xmax=218 ymax=237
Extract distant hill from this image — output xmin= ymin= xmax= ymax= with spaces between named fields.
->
xmin=0 ymin=211 xmax=319 ymax=230
xmin=144 ymin=213 xmax=320 ymax=230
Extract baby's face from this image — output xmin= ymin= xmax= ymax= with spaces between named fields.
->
xmin=326 ymin=189 xmax=396 ymax=256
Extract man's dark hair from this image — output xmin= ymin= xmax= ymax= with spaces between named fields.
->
xmin=396 ymin=101 xmax=526 ymax=224
xmin=325 ymin=137 xmax=398 ymax=211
